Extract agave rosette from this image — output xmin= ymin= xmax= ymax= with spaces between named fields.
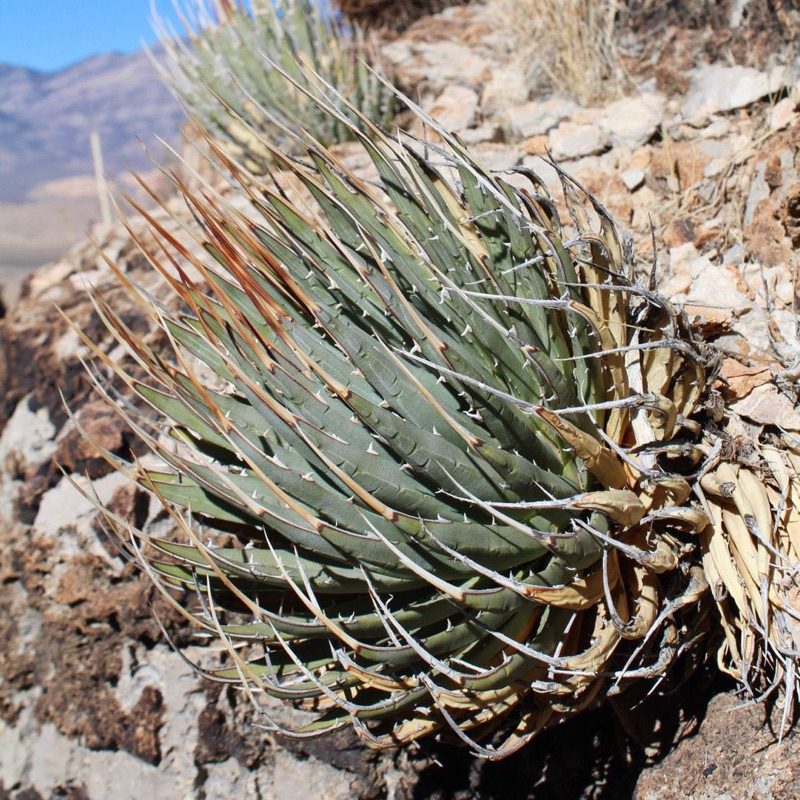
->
xmin=157 ymin=0 xmax=394 ymax=171
xmin=77 ymin=85 xmax=724 ymax=758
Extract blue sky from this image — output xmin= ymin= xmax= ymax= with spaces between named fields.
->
xmin=1 ymin=2 xmax=185 ymax=72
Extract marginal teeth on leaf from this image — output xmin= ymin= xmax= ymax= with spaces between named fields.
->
xmin=301 ymin=472 xmax=314 ymax=482
xmin=432 ymin=427 xmax=441 ymax=437
xmin=366 ymin=442 xmax=379 ymax=455
xmin=266 ymin=454 xmax=288 ymax=468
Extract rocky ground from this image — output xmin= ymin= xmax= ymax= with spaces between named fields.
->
xmin=1 ymin=2 xmax=799 ymax=798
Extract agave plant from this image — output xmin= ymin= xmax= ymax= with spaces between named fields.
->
xmin=79 ymin=94 xmax=714 ymax=757
xmin=78 ymin=73 xmax=800 ymax=756
xmin=157 ymin=0 xmax=394 ymax=172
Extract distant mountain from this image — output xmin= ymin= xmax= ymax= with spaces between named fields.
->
xmin=0 ymin=49 xmax=185 ymax=202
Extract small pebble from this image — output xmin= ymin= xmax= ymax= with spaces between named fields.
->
xmin=621 ymin=167 xmax=645 ymax=192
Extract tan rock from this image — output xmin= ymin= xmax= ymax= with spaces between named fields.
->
xmin=732 ymin=384 xmax=800 ymax=431
xmin=481 ymin=65 xmax=529 ymax=115
xmin=522 ymin=134 xmax=550 ymax=155
xmin=769 ymin=96 xmax=798 ymax=131
xmin=599 ymin=93 xmax=664 ymax=149
xmin=720 ymin=359 xmax=773 ymax=400
xmin=427 ymin=84 xmax=480 ymax=132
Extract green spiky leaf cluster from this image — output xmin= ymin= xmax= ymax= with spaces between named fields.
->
xmin=79 ymin=76 xmax=727 ymax=757
xmin=157 ymin=0 xmax=395 ymax=170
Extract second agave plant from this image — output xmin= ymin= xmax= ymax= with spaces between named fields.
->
xmin=157 ymin=0 xmax=395 ymax=172
xmin=80 ymin=78 xmax=791 ymax=757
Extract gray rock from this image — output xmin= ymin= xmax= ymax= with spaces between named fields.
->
xmin=549 ymin=122 xmax=609 ymax=161
xmin=0 ymin=644 xmax=270 ymax=800
xmin=723 ymin=243 xmax=745 ymax=266
xmin=472 ymin=144 xmax=522 ymax=172
xmin=458 ymin=123 xmax=504 ymax=144
xmin=682 ymin=63 xmax=798 ymax=120
xmin=701 ymin=116 xmax=733 ymax=139
xmin=621 ymin=167 xmax=646 ymax=191
xmin=271 ymin=749 xmax=358 ymax=800
xmin=506 ymin=97 xmax=577 ymax=139
xmin=0 ymin=394 xmax=56 ymax=475
xmin=517 ymin=156 xmax=563 ymax=194
xmin=32 ymin=472 xmax=130 ymax=589
xmin=687 ymin=260 xmax=749 ymax=311
xmin=599 ymin=93 xmax=664 ymax=149
xmin=731 ymin=305 xmax=772 ymax=353
xmin=669 ymin=242 xmax=700 ymax=280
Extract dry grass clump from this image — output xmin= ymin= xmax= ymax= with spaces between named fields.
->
xmin=499 ymin=0 xmax=629 ymax=105
xmin=500 ymin=0 xmax=798 ymax=106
